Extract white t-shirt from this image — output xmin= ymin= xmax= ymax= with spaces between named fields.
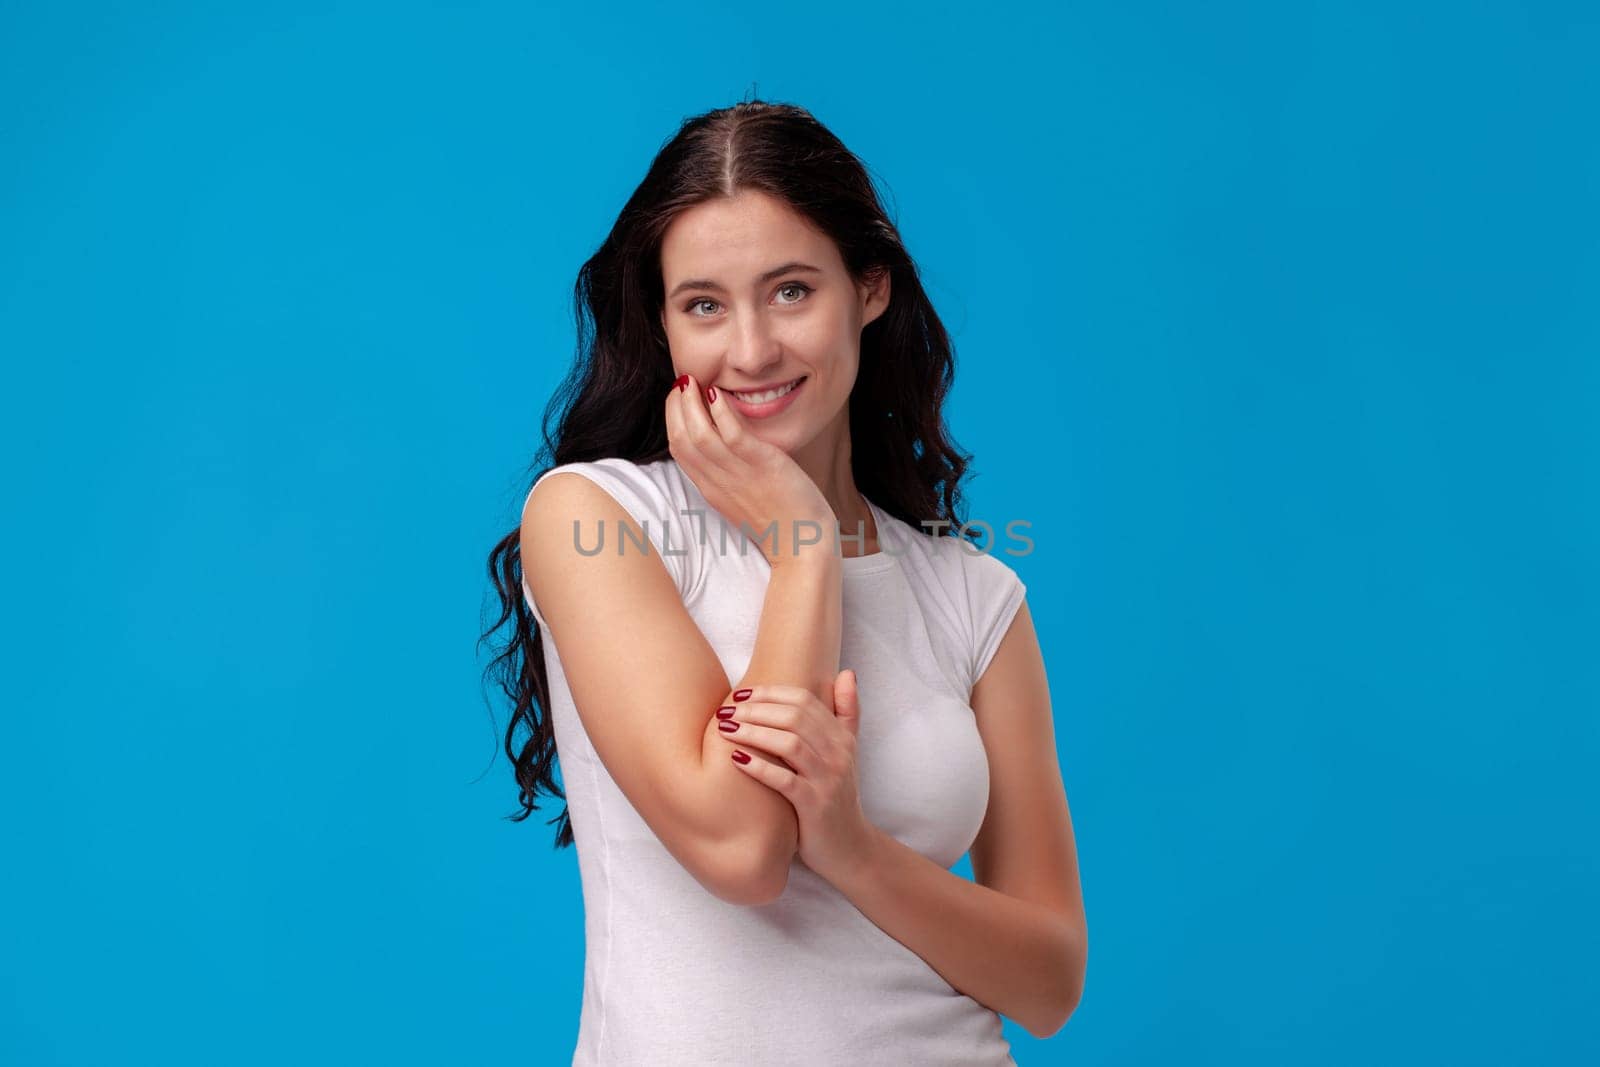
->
xmin=522 ymin=456 xmax=1028 ymax=1066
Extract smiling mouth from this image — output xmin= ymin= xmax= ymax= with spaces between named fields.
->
xmin=726 ymin=376 xmax=806 ymax=404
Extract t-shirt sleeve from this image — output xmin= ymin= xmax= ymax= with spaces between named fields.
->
xmin=959 ymin=544 xmax=1028 ymax=692
xmin=520 ymin=458 xmax=697 ymax=630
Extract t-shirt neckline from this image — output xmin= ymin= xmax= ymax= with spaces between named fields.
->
xmin=840 ymin=496 xmax=899 ymax=576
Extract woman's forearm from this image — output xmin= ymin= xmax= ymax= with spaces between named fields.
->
xmin=706 ymin=549 xmax=842 ymax=873
xmin=830 ymin=827 xmax=1086 ymax=1038
xmin=736 ymin=549 xmax=842 ymax=706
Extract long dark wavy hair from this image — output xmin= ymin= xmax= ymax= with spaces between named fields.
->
xmin=480 ymin=98 xmax=980 ymax=848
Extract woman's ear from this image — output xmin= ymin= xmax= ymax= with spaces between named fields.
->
xmin=861 ymin=266 xmax=891 ymax=327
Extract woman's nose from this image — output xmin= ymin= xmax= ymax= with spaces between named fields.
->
xmin=725 ymin=318 xmax=783 ymax=376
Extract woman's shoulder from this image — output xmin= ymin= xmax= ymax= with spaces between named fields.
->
xmin=527 ymin=454 xmax=685 ymax=512
xmin=879 ymin=508 xmax=1018 ymax=574
xmin=533 ymin=452 xmax=669 ymax=483
xmin=880 ymin=514 xmax=1028 ymax=690
xmin=524 ymin=454 xmax=702 ymax=596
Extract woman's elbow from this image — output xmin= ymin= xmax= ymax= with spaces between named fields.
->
xmin=706 ymin=829 xmax=793 ymax=906
xmin=1023 ymin=918 xmax=1087 ymax=1038
xmin=1021 ymin=983 xmax=1083 ymax=1040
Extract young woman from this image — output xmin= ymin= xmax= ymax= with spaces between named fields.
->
xmin=483 ymin=99 xmax=1086 ymax=1065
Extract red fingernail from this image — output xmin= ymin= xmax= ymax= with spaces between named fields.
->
xmin=732 ymin=689 xmax=752 ymax=701
xmin=717 ymin=720 xmax=739 ymax=733
xmin=716 ymin=706 xmax=736 ymax=719
xmin=706 ymin=386 xmax=717 ymax=403
xmin=732 ymin=751 xmax=751 ymax=764
xmin=674 ymin=374 xmax=688 ymax=392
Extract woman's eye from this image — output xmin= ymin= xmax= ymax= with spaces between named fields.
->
xmin=683 ymin=283 xmax=812 ymax=318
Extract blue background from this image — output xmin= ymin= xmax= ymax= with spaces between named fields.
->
xmin=2 ymin=2 xmax=1595 ymax=1064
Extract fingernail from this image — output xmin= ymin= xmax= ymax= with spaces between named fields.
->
xmin=732 ymin=751 xmax=751 ymax=764
xmin=674 ymin=374 xmax=688 ymax=392
xmin=706 ymin=386 xmax=717 ymax=404
xmin=732 ymin=689 xmax=752 ymax=701
xmin=718 ymin=720 xmax=739 ymax=733
xmin=716 ymin=706 xmax=736 ymax=719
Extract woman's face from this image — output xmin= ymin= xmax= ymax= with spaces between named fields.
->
xmin=658 ymin=189 xmax=889 ymax=456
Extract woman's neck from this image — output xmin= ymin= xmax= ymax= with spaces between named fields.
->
xmin=791 ymin=429 xmax=877 ymax=557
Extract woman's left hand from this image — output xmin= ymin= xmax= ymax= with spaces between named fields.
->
xmin=719 ymin=669 xmax=880 ymax=884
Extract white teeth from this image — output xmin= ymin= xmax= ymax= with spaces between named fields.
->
xmin=732 ymin=378 xmax=801 ymax=404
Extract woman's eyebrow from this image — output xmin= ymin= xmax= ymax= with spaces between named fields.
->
xmin=668 ymin=261 xmax=822 ymax=299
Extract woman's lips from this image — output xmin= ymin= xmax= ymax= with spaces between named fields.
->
xmin=725 ymin=376 xmax=806 ymax=419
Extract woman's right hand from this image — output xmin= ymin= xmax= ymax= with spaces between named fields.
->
xmin=664 ymin=372 xmax=836 ymax=567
